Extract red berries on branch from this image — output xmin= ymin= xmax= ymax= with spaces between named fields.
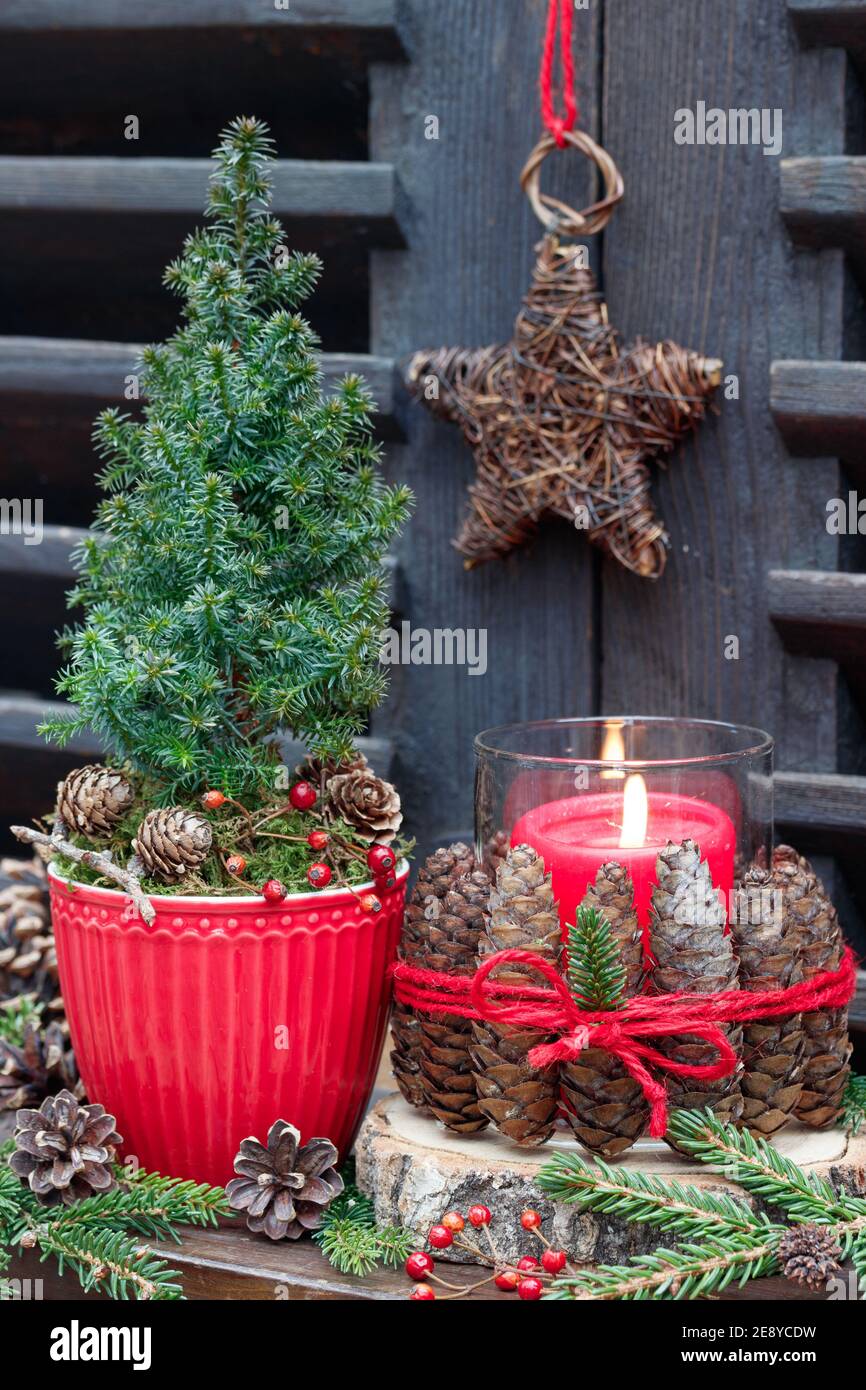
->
xmin=307 ymin=830 xmax=329 ymax=851
xmin=202 ymin=789 xmax=226 ymax=810
xmin=403 ymin=1204 xmax=576 ymax=1301
xmin=261 ymin=879 xmax=286 ymax=903
xmin=307 ymin=862 xmax=332 ymax=889
xmin=289 ymin=780 xmax=317 ymax=811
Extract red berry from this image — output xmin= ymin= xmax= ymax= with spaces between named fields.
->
xmin=520 ymin=1209 xmax=542 ymax=1230
xmin=307 ymin=862 xmax=332 ymax=889
xmin=405 ymin=1252 xmax=435 ymax=1281
xmin=542 ymin=1249 xmax=567 ymax=1275
xmin=226 ymin=854 xmax=247 ymax=876
xmin=494 ymin=1269 xmax=519 ymax=1292
xmin=518 ymin=1277 xmax=543 ymax=1301
xmin=428 ymin=1225 xmax=453 ymax=1250
xmin=366 ymin=844 xmax=396 ymax=876
xmin=468 ymin=1205 xmax=491 ymax=1227
xmin=307 ymin=830 xmax=329 ymax=851
xmin=374 ymin=871 xmax=397 ymax=893
xmin=409 ymin=1283 xmax=435 ymax=1301
xmin=289 ymin=781 xmax=317 ymax=811
xmin=202 ymin=789 xmax=225 ymax=810
xmin=358 ymin=893 xmax=382 ymax=914
xmin=261 ymin=879 xmax=286 ymax=903
xmin=517 ymin=1256 xmax=538 ymax=1272
xmin=441 ymin=1211 xmax=465 ymax=1233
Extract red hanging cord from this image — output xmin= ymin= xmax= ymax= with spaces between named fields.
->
xmin=540 ymin=0 xmax=578 ymax=146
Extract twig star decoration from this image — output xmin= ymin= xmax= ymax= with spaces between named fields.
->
xmin=405 ymin=231 xmax=722 ymax=580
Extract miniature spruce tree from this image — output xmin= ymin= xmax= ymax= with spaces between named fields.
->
xmin=39 ymin=117 xmax=411 ymax=803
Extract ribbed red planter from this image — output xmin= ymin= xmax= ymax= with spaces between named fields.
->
xmin=48 ymin=865 xmax=408 ymax=1187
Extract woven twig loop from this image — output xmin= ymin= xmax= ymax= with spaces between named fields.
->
xmin=520 ymin=129 xmax=624 ymax=236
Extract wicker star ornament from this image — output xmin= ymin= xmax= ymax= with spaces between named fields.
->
xmin=405 ymin=132 xmax=722 ymax=579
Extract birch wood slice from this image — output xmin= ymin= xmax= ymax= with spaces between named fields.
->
xmin=356 ymin=1094 xmax=866 ymax=1266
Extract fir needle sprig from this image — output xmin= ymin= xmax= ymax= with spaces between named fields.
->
xmin=566 ymin=905 xmax=627 ymax=1012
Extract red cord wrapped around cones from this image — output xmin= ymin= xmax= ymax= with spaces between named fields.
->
xmin=391 ymin=947 xmax=857 ymax=1139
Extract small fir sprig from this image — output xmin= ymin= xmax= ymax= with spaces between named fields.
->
xmin=843 ymin=1072 xmax=866 ymax=1136
xmin=1 ymin=1141 xmax=229 ymax=1300
xmin=537 ymin=1108 xmax=866 ymax=1301
xmin=0 ymin=996 xmax=43 ymax=1047
xmin=313 ymin=1166 xmax=412 ymax=1277
xmin=566 ymin=905 xmax=627 ymax=1012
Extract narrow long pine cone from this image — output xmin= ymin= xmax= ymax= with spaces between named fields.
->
xmin=470 ymin=844 xmax=562 ymax=1146
xmin=772 ymin=846 xmax=852 ymax=1128
xmin=731 ymin=864 xmax=805 ymax=1136
xmin=649 ymin=839 xmax=744 ymax=1149
xmin=416 ymin=868 xmax=491 ymax=1133
xmin=390 ymin=842 xmax=474 ymax=1110
xmin=560 ymin=862 xmax=650 ymax=1158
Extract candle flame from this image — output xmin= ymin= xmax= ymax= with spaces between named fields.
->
xmin=599 ymin=721 xmax=626 ymax=780
xmin=619 ymin=773 xmax=648 ymax=849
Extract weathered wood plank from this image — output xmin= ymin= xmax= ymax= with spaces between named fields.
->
xmin=0 ymin=158 xmax=405 ymax=244
xmin=0 ymin=0 xmax=404 ymax=42
xmin=781 ymin=156 xmax=866 ymax=250
xmin=367 ymin=0 xmax=599 ymax=849
xmin=0 ymin=336 xmax=399 ymax=427
xmin=789 ymin=0 xmax=866 ymax=48
xmin=771 ymin=359 xmax=866 ymax=456
xmin=769 ymin=569 xmax=866 ymax=665
xmin=0 ymin=525 xmax=85 ymax=581
xmin=599 ymin=1 xmax=845 ymax=787
xmin=775 ymin=769 xmax=866 ymax=841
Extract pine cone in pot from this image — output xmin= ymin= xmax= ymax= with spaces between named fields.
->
xmin=132 ymin=807 xmax=213 ymax=882
xmin=57 ymin=765 xmax=134 ymax=840
xmin=9 ymin=1089 xmax=121 ymax=1206
xmin=226 ymin=1120 xmax=343 ymax=1240
xmin=326 ymin=768 xmax=402 ymax=844
xmin=0 ymin=1020 xmax=84 ymax=1110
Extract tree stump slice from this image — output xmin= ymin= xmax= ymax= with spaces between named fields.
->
xmin=356 ymin=1094 xmax=866 ymax=1266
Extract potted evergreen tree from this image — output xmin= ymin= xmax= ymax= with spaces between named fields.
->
xmin=12 ymin=118 xmax=412 ymax=1187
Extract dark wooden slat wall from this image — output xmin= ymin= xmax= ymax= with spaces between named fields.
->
xmin=600 ymin=0 xmax=844 ymax=783
xmin=368 ymin=0 xmax=599 ymax=847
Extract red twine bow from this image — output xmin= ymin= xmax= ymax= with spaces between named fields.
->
xmin=392 ymin=947 xmax=857 ymax=1139
xmin=540 ymin=0 xmax=578 ymax=146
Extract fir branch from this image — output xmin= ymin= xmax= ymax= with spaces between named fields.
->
xmin=566 ymin=906 xmax=627 ymax=1012
xmin=851 ymin=1231 xmax=866 ymax=1299
xmin=24 ymin=1172 xmax=229 ymax=1244
xmin=667 ymin=1108 xmax=866 ymax=1225
xmin=842 ymin=1072 xmax=866 ymax=1136
xmin=548 ymin=1233 xmax=779 ymax=1301
xmin=0 ymin=994 xmax=42 ymax=1046
xmin=312 ymin=1169 xmax=412 ymax=1277
xmin=536 ymin=1151 xmax=775 ymax=1241
xmin=24 ymin=1219 xmax=183 ymax=1301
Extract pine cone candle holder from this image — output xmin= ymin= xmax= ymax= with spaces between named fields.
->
xmin=772 ymin=846 xmax=853 ymax=1128
xmin=390 ymin=842 xmax=475 ymax=1110
xmin=731 ymin=864 xmax=805 ymax=1137
xmin=560 ymin=862 xmax=649 ymax=1158
xmin=132 ymin=808 xmax=213 ymax=882
xmin=326 ymin=768 xmax=402 ymax=844
xmin=471 ymin=844 xmax=562 ymax=1146
xmin=416 ymin=868 xmax=491 ymax=1133
xmin=57 ymin=765 xmax=134 ymax=840
xmin=9 ymin=1089 xmax=121 ymax=1206
xmin=226 ymin=1120 xmax=343 ymax=1241
xmin=649 ymin=839 xmax=744 ymax=1145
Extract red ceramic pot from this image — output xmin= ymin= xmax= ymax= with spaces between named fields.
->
xmin=48 ymin=864 xmax=408 ymax=1187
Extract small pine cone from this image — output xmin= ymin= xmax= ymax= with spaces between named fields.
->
xmin=773 ymin=846 xmax=852 ymax=1129
xmin=418 ymin=868 xmax=491 ymax=1133
xmin=9 ymin=1089 xmax=121 ymax=1206
xmin=0 ymin=859 xmax=62 ymax=1016
xmin=226 ymin=1120 xmax=343 ymax=1241
xmin=471 ymin=845 xmax=562 ymax=1146
xmin=57 ymin=765 xmax=134 ymax=840
xmin=132 ymin=808 xmax=213 ymax=882
xmin=649 ymin=839 xmax=743 ymax=1147
xmin=0 ymin=1020 xmax=84 ymax=1111
xmin=778 ymin=1223 xmax=841 ymax=1291
xmin=294 ymin=751 xmax=368 ymax=789
xmin=326 ymin=768 xmax=402 ymax=845
xmin=390 ymin=842 xmax=474 ymax=1110
xmin=731 ymin=865 xmax=804 ymax=1137
xmin=560 ymin=862 xmax=649 ymax=1159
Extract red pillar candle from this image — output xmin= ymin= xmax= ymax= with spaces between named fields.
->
xmin=511 ymin=777 xmax=735 ymax=937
